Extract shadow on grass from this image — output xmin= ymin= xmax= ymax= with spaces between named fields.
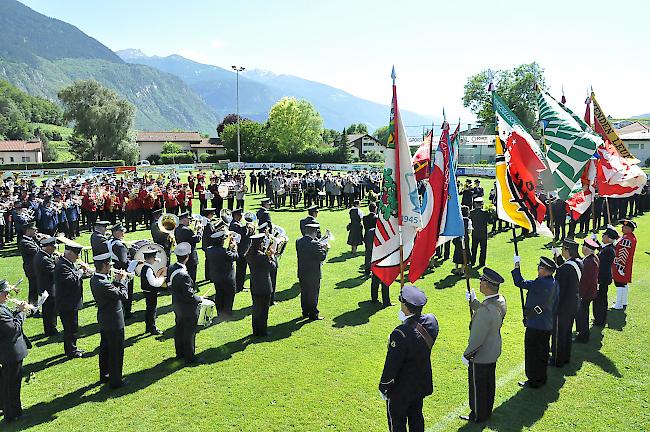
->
xmin=607 ymin=309 xmax=626 ymax=331
xmin=335 ymin=274 xmax=367 ymax=289
xmin=0 ymin=246 xmax=19 ymax=258
xmin=328 ymin=251 xmax=363 ymax=263
xmin=332 ymin=300 xmax=382 ymax=328
xmin=456 ymin=327 xmax=618 ymax=432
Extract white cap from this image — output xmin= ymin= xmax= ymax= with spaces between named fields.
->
xmin=41 ymin=236 xmax=57 ymax=246
xmin=93 ymin=252 xmax=111 ymax=261
xmin=258 ymin=222 xmax=269 ymax=230
xmin=174 ymin=242 xmax=192 ymax=256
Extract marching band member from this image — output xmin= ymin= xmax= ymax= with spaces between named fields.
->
xmin=140 ymin=246 xmax=167 ymax=335
xmin=258 ymin=222 xmax=279 ymax=304
xmin=296 ymin=223 xmax=328 ymax=320
xmin=164 ymin=187 xmax=179 ymax=216
xmin=0 ymin=279 xmax=31 ymax=423
xmin=64 ymin=192 xmax=81 ymax=239
xmin=257 ymin=198 xmax=272 ymax=231
xmin=575 ymin=238 xmax=600 ymax=343
xmin=611 ymin=219 xmax=637 ymax=310
xmin=174 ymin=212 xmax=201 ymax=285
xmin=593 ymin=227 xmax=618 ymax=326
xmin=33 ymin=236 xmax=58 ymax=335
xmin=235 ymin=179 xmax=246 ymax=210
xmin=230 ymin=209 xmax=252 ymax=293
xmin=196 ymin=179 xmax=207 ymax=214
xmin=200 ymin=207 xmax=217 ymax=282
xmin=18 ymin=221 xmax=40 ymax=306
xmin=109 ymin=223 xmax=133 ymax=319
xmin=151 ymin=209 xmax=172 ymax=259
xmin=347 ymin=200 xmax=363 ymax=255
xmin=90 ymin=220 xmax=110 ymax=256
xmin=90 ymin=252 xmax=128 ymax=389
xmin=299 ymin=205 xmax=319 ymax=236
xmin=206 ymin=230 xmax=238 ymax=320
xmin=246 ymin=233 xmax=276 ymax=336
xmin=168 ymin=242 xmax=203 ymax=365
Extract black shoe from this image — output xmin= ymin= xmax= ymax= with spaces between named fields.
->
xmin=110 ymin=380 xmax=127 ymax=389
xmin=382 ymin=303 xmax=393 ymax=308
xmin=308 ymin=315 xmax=324 ymax=321
xmin=100 ymin=375 xmax=110 ymax=383
xmin=149 ymin=328 xmax=163 ymax=336
xmin=45 ymin=329 xmax=60 ymax=337
xmin=459 ymin=415 xmax=471 ymax=421
xmin=68 ymin=350 xmax=85 ymax=359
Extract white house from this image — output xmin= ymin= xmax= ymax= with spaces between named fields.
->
xmin=0 ymin=140 xmax=43 ymax=164
xmin=136 ymin=131 xmax=225 ymax=160
xmin=619 ymin=130 xmax=650 ymax=165
xmin=347 ymin=134 xmax=385 ymax=159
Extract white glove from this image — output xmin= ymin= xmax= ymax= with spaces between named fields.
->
xmin=513 ymin=255 xmax=521 ymax=265
xmin=461 ymin=355 xmax=469 ymax=367
xmin=591 ymin=233 xmax=597 ymax=240
xmin=465 ymin=289 xmax=476 ymax=302
xmin=378 ymin=389 xmax=388 ymax=401
xmin=551 ymin=247 xmax=560 ymax=256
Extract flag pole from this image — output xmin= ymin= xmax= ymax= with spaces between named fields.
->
xmin=461 ymin=236 xmax=473 ymax=319
xmin=392 ymin=66 xmax=405 ymax=290
xmin=537 ymin=84 xmax=556 ymax=243
xmin=511 ymin=227 xmax=525 ymax=321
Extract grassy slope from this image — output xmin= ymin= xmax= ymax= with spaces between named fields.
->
xmin=31 ymin=123 xmax=74 ymax=162
xmin=4 ymin=176 xmax=649 ymax=431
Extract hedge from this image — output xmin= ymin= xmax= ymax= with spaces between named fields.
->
xmin=159 ymin=152 xmax=195 ymax=164
xmin=0 ymin=160 xmax=125 ymax=170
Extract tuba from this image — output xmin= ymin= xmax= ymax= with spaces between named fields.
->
xmin=220 ymin=208 xmax=233 ymax=225
xmin=158 ymin=213 xmax=179 ymax=236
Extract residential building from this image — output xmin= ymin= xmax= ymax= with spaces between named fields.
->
xmin=459 ymin=126 xmax=497 ymax=164
xmin=0 ymin=140 xmax=43 ymax=164
xmin=347 ymin=134 xmax=385 ymax=159
xmin=136 ymin=131 xmax=226 ymax=160
xmin=619 ymin=131 xmax=650 ymax=165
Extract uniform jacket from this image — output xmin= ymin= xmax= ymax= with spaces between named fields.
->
xmin=174 ymin=225 xmax=201 ymax=264
xmin=151 ymin=219 xmax=172 ymax=253
xmin=230 ymin=220 xmax=252 ymax=256
xmin=168 ymin=262 xmax=201 ymax=318
xmin=0 ymin=304 xmax=29 ymax=364
xmin=54 ymin=256 xmax=84 ymax=312
xmin=90 ymin=231 xmax=109 ymax=257
xmin=613 ymin=232 xmax=636 ymax=284
xmin=598 ymin=243 xmax=615 ymax=285
xmin=463 ymin=294 xmax=507 ymax=363
xmin=111 ymin=239 xmax=130 ymax=270
xmin=19 ymin=235 xmax=40 ymax=277
xmin=511 ymin=268 xmax=558 ymax=331
xmin=554 ymin=257 xmax=583 ymax=317
xmin=90 ymin=273 xmax=128 ymax=331
xmin=579 ymin=253 xmax=599 ymax=301
xmin=299 ymin=215 xmax=318 ymax=236
xmin=469 ymin=208 xmax=489 ymax=239
xmin=246 ymin=251 xmax=276 ymax=296
xmin=206 ymin=245 xmax=238 ymax=283
xmin=379 ymin=314 xmax=439 ymax=401
xmin=296 ymin=235 xmax=327 ymax=282
xmin=256 ymin=208 xmax=272 ymax=230
xmin=33 ymin=249 xmax=56 ymax=296
xmin=201 ymin=222 xmax=215 ymax=251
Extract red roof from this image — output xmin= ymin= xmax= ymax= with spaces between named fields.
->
xmin=0 ymin=140 xmax=42 ymax=152
xmin=136 ymin=131 xmax=203 ymax=143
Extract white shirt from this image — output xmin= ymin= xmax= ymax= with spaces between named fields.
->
xmin=144 ymin=265 xmax=165 ymax=288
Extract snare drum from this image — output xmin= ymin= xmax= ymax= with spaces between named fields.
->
xmin=198 ymin=298 xmax=217 ymax=326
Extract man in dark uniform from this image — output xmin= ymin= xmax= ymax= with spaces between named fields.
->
xmin=0 ymin=280 xmax=31 ymax=423
xmin=461 ymin=179 xmax=474 ymax=208
xmin=139 ymin=246 xmax=167 ymax=335
xmin=90 ymin=252 xmax=128 ymax=388
xmin=151 ymin=209 xmax=172 ymax=259
xmin=550 ymin=239 xmax=583 ymax=368
xmin=256 ymin=198 xmax=272 ymax=231
xmin=109 ymin=223 xmax=133 ymax=319
xmin=551 ymin=196 xmax=567 ymax=242
xmin=460 ymin=268 xmax=507 ymax=423
xmin=512 ymin=255 xmax=558 ymax=388
xmin=472 ymin=179 xmax=484 ymax=199
xmin=296 ymin=223 xmax=328 ymax=320
xmin=54 ymin=242 xmax=88 ymax=358
xmin=247 ymin=233 xmax=277 ymax=337
xmin=18 ymin=221 xmax=40 ymax=306
xmin=90 ymin=220 xmax=110 ymax=256
xmin=575 ymin=238 xmax=599 ymax=342
xmin=593 ymin=227 xmax=617 ymax=326
xmin=33 ymin=236 xmax=58 ymax=335
xmin=363 ymin=203 xmax=390 ymax=307
xmin=299 ymin=205 xmax=319 ymax=236
xmin=174 ymin=212 xmax=201 ymax=286
xmin=469 ymin=197 xmax=489 ymax=268
xmin=168 ymin=242 xmax=203 ymax=364
xmin=200 ymin=208 xmax=216 ymax=282
xmin=206 ymin=230 xmax=238 ymax=320
xmin=379 ymin=285 xmax=439 ymax=432
xmin=229 ymin=209 xmax=252 ymax=293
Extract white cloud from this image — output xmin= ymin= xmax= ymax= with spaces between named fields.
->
xmin=210 ymin=39 xmax=226 ymax=49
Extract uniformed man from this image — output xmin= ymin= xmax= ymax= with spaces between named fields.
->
xmin=174 ymin=212 xmax=201 ymax=286
xmin=151 ymin=209 xmax=172 ymax=259
xmin=550 ymin=239 xmax=583 ymax=368
xmin=90 ymin=252 xmax=128 ymax=388
xmin=512 ymin=255 xmax=558 ymax=388
xmin=54 ymin=241 xmax=89 ymax=358
xmin=0 ymin=280 xmax=31 ymax=423
xmin=139 ymin=246 xmax=167 ymax=335
xmin=299 ymin=205 xmax=319 ymax=236
xmin=246 ymin=233 xmax=277 ymax=337
xmin=201 ymin=208 xmax=216 ymax=282
xmin=296 ymin=223 xmax=328 ymax=320
xmin=575 ymin=238 xmax=600 ymax=343
xmin=109 ymin=223 xmax=133 ymax=319
xmin=90 ymin=220 xmax=110 ymax=257
xmin=229 ymin=209 xmax=252 ymax=293
xmin=611 ymin=219 xmax=637 ymax=310
xmin=33 ymin=236 xmax=58 ymax=335
xmin=363 ymin=203 xmax=378 ymax=274
xmin=460 ymin=268 xmax=507 ymax=423
xmin=593 ymin=227 xmax=617 ymax=326
xmin=18 ymin=221 xmax=40 ymax=306
xmin=379 ymin=285 xmax=439 ymax=432
xmin=469 ymin=197 xmax=489 ymax=268
xmin=168 ymin=242 xmax=203 ymax=364
xmin=256 ymin=198 xmax=272 ymax=231
xmin=206 ymin=230 xmax=238 ymax=320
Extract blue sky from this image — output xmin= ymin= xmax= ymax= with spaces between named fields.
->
xmin=20 ymin=0 xmax=650 ymax=124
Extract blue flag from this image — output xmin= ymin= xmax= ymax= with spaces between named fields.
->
xmin=438 ymin=133 xmax=464 ymax=244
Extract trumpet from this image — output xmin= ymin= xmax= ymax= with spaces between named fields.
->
xmin=7 ymin=298 xmax=38 ymax=313
xmin=111 ymin=268 xmax=135 ymax=282
xmin=316 ymin=229 xmax=334 ymax=248
xmin=77 ymin=260 xmax=95 ymax=277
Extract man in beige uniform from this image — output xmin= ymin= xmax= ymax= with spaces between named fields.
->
xmin=460 ymin=267 xmax=507 ymax=423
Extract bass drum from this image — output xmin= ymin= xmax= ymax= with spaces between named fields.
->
xmin=132 ymin=241 xmax=168 ymax=277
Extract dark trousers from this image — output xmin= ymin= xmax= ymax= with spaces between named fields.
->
xmin=386 ymin=396 xmax=424 ymax=432
xmin=1 ymin=360 xmax=23 ymax=421
xmin=122 ymin=279 xmax=134 ymax=318
xmin=524 ymin=327 xmax=551 ymax=387
xmin=59 ymin=310 xmax=79 ymax=355
xmin=251 ymin=294 xmax=271 ymax=336
xmin=99 ymin=328 xmax=124 ymax=388
xmin=575 ymin=299 xmax=591 ymax=341
xmin=67 ymin=219 xmax=80 ymax=239
xmin=41 ymin=295 xmax=58 ymax=335
xmin=143 ymin=291 xmax=158 ymax=331
xmin=553 ymin=219 xmax=566 ymax=242
xmin=470 ymin=235 xmax=487 ymax=266
xmin=270 ymin=265 xmax=278 ymax=304
xmin=214 ymin=280 xmax=236 ymax=318
xmin=371 ymin=275 xmax=390 ymax=306
xmin=299 ymin=278 xmax=320 ymax=319
xmin=26 ymin=274 xmax=37 ymax=306
xmin=551 ymin=312 xmax=574 ymax=367
xmin=593 ymin=283 xmax=609 ymax=326
xmin=468 ymin=361 xmax=496 ymax=422
xmin=235 ymin=258 xmax=247 ymax=292
xmin=186 ymin=258 xmax=198 ymax=286
xmin=174 ymin=314 xmax=198 ymax=363
xmin=125 ymin=210 xmax=137 ymax=232
xmin=364 ymin=238 xmax=373 ymax=273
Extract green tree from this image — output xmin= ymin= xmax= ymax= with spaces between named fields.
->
xmin=462 ymin=62 xmax=545 ymax=132
xmin=267 ymin=97 xmax=323 ymax=157
xmin=322 ymin=128 xmax=341 ymax=145
xmin=362 ymin=150 xmax=383 ymax=162
xmin=220 ymin=120 xmax=272 ymax=161
xmin=373 ymin=125 xmax=389 ymax=145
xmin=336 ymin=127 xmax=351 ymax=163
xmin=346 ymin=123 xmax=368 ymax=134
xmin=58 ymin=80 xmax=135 ymax=161
xmin=162 ymin=141 xmax=183 ymax=154
xmin=40 ymin=136 xmax=59 ymax=162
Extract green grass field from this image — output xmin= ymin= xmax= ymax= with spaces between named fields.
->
xmin=3 ymin=177 xmax=649 ymax=431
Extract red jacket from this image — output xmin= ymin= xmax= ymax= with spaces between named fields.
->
xmin=613 ymin=232 xmax=636 ymax=284
xmin=579 ymin=253 xmax=599 ymax=300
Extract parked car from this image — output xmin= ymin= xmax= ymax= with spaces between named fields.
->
xmin=136 ymin=160 xmax=151 ymax=167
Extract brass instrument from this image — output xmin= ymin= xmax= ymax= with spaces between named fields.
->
xmin=158 ymin=213 xmax=179 ymax=235
xmin=316 ymin=229 xmax=334 ymax=249
xmin=110 ymin=268 xmax=135 ymax=282
xmin=266 ymin=225 xmax=289 ymax=258
xmin=7 ymin=297 xmax=38 ymax=313
xmin=220 ymin=208 xmax=233 ymax=225
xmin=77 ymin=260 xmax=95 ymax=277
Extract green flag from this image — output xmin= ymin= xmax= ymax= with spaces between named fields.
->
xmin=537 ymin=89 xmax=602 ymax=200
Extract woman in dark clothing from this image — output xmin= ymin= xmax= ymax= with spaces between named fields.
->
xmin=347 ymin=200 xmax=364 ymax=254
xmin=452 ymin=205 xmax=472 ymax=275
xmin=245 ymin=234 xmax=276 ymax=337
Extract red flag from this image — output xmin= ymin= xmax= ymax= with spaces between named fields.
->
xmin=566 ymin=160 xmax=597 ymax=220
xmin=596 ymin=141 xmax=647 ymax=198
xmin=408 ymin=124 xmax=450 ymax=282
xmin=412 ymin=131 xmax=433 ymax=181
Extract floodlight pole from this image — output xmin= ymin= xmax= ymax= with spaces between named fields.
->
xmin=232 ymin=65 xmax=245 ymax=163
